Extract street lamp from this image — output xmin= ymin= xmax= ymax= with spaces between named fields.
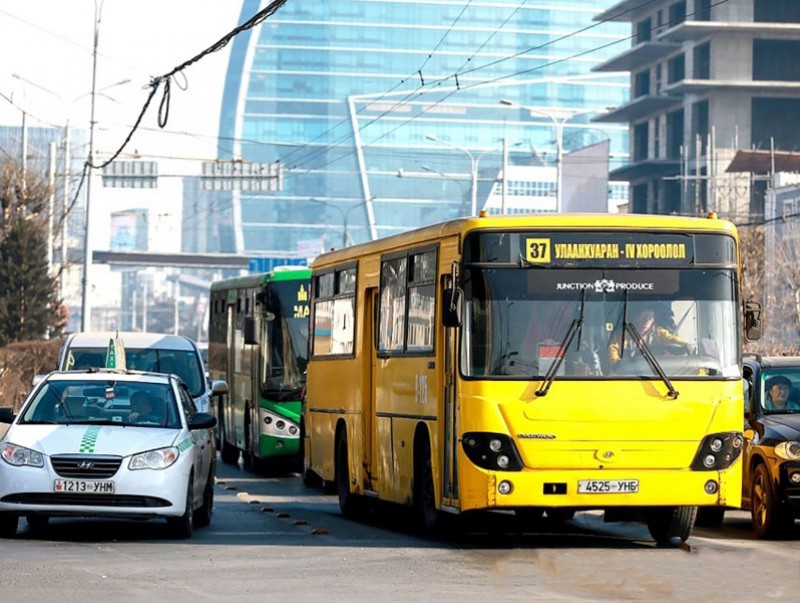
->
xmin=308 ymin=199 xmax=366 ymax=248
xmin=397 ymin=166 xmax=470 ymax=214
xmin=499 ymin=99 xmax=599 ymax=213
xmin=425 ymin=135 xmax=479 ymax=216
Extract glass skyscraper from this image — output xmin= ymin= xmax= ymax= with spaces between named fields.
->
xmin=214 ymin=0 xmax=630 ymax=257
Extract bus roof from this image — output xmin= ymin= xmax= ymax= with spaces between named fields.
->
xmin=210 ymin=266 xmax=311 ymax=293
xmin=310 ymin=212 xmax=738 ymax=269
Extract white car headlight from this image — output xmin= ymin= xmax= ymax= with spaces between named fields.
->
xmin=774 ymin=441 xmax=800 ymax=460
xmin=129 ymin=446 xmax=179 ymax=470
xmin=1 ymin=443 xmax=44 ymax=467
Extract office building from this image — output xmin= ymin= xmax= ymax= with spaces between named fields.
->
xmin=593 ymin=0 xmax=800 ymax=218
xmin=214 ymin=0 xmax=631 ymax=257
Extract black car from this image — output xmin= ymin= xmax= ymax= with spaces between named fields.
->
xmin=740 ymin=355 xmax=800 ymax=538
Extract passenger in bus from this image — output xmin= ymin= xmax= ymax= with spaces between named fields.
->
xmin=764 ymin=375 xmax=800 ymax=411
xmin=609 ymin=305 xmax=689 ymax=364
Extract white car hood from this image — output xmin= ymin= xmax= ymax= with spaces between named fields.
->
xmin=6 ymin=424 xmax=179 ymax=457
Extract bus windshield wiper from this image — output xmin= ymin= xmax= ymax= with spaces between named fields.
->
xmin=535 ymin=291 xmax=586 ymax=397
xmin=624 ymin=321 xmax=679 ymax=399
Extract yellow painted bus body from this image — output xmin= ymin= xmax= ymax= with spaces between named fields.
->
xmin=304 ymin=213 xmax=745 ymax=541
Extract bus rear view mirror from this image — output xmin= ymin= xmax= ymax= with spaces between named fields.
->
xmin=442 ymin=287 xmax=463 ymax=328
xmin=744 ymin=300 xmax=762 ymax=341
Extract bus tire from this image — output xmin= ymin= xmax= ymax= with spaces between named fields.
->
xmin=751 ymin=463 xmax=793 ymax=539
xmin=335 ymin=432 xmax=358 ymax=517
xmin=413 ymin=433 xmax=441 ymax=534
xmin=645 ymin=506 xmax=696 ymax=546
xmin=218 ymin=403 xmax=238 ymax=465
xmin=242 ymin=406 xmax=258 ymax=471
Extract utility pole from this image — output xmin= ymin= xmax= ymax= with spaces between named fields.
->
xmin=501 ymin=137 xmax=508 ymax=214
xmin=80 ymin=0 xmax=103 ymax=332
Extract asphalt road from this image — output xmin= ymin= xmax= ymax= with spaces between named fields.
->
xmin=1 ymin=457 xmax=799 ymax=602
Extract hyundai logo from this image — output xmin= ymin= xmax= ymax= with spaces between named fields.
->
xmin=78 ymin=461 xmax=94 ymax=470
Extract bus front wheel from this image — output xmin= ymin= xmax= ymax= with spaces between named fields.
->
xmin=645 ymin=506 xmax=696 ymax=546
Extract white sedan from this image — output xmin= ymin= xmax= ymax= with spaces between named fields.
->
xmin=0 ymin=369 xmax=217 ymax=539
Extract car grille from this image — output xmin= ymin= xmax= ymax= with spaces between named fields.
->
xmin=51 ymin=455 xmax=122 ymax=479
xmin=1 ymin=493 xmax=170 ymax=507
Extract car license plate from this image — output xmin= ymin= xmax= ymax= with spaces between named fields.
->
xmin=578 ymin=479 xmax=639 ymax=494
xmin=54 ymin=479 xmax=115 ymax=494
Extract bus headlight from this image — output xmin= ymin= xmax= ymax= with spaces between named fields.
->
xmin=690 ymin=432 xmax=743 ymax=471
xmin=461 ymin=432 xmax=523 ymax=471
xmin=259 ymin=409 xmax=300 ymax=439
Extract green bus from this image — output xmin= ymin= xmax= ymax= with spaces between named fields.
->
xmin=208 ymin=267 xmax=311 ymax=471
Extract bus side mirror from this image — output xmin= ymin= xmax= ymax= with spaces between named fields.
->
xmin=744 ymin=301 xmax=762 ymax=341
xmin=244 ymin=316 xmax=259 ymax=345
xmin=442 ymin=288 xmax=463 ymax=328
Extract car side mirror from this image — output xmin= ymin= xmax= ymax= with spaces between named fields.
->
xmin=744 ymin=301 xmax=762 ymax=341
xmin=189 ymin=412 xmax=217 ymax=430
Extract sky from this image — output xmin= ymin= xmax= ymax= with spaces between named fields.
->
xmin=0 ymin=0 xmax=246 ymax=173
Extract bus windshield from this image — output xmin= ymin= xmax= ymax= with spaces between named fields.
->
xmin=462 ymin=266 xmax=740 ymax=380
xmin=260 ymin=279 xmax=310 ymax=400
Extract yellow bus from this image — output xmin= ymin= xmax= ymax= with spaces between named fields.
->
xmin=303 ymin=212 xmax=761 ymax=545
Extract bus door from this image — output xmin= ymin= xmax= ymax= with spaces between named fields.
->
xmin=363 ymin=287 xmax=378 ymax=491
xmin=441 ymin=274 xmax=459 ymax=506
xmin=225 ymin=302 xmax=237 ymax=446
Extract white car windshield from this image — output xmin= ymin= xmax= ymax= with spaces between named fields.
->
xmin=19 ymin=380 xmax=181 ymax=428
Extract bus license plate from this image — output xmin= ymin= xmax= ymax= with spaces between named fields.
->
xmin=578 ymin=479 xmax=639 ymax=494
xmin=54 ymin=479 xmax=115 ymax=494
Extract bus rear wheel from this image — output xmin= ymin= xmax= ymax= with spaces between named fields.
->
xmin=335 ymin=432 xmax=359 ymax=517
xmin=413 ymin=434 xmax=441 ymax=534
xmin=646 ymin=506 xmax=696 ymax=546
xmin=218 ymin=403 xmax=238 ymax=465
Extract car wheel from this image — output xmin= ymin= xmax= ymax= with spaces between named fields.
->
xmin=0 ymin=513 xmax=18 ymax=538
xmin=646 ymin=506 xmax=697 ymax=546
xmin=193 ymin=467 xmax=215 ymax=528
xmin=751 ymin=463 xmax=793 ymax=539
xmin=168 ymin=477 xmax=194 ymax=539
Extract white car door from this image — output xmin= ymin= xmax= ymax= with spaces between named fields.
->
xmin=177 ymin=384 xmax=210 ymax=504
